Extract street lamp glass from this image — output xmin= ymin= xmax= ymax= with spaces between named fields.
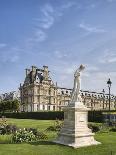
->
xmin=107 ymin=78 xmax=112 ymax=88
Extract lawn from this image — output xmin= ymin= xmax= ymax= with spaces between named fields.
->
xmin=0 ymin=118 xmax=116 ymax=155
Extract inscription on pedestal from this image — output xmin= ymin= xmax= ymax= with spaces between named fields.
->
xmin=79 ymin=114 xmax=86 ymax=122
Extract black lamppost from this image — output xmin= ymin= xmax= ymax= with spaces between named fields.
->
xmin=107 ymin=78 xmax=112 ymax=111
xmin=115 ymin=97 xmax=116 ymax=110
xmin=102 ymin=89 xmax=105 ymax=110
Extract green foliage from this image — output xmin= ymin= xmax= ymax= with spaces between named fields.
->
xmin=0 ymin=116 xmax=18 ymax=135
xmin=88 ymin=123 xmax=101 ymax=132
xmin=3 ymin=110 xmax=116 ymax=123
xmin=46 ymin=119 xmax=63 ymax=132
xmin=28 ymin=128 xmax=48 ymax=140
xmin=12 ymin=128 xmax=36 ymax=143
xmin=3 ymin=111 xmax=64 ymax=120
xmin=12 ymin=128 xmax=48 ymax=143
xmin=0 ymin=99 xmax=19 ymax=114
xmin=110 ymin=127 xmax=116 ymax=132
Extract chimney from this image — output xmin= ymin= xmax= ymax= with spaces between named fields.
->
xmin=43 ymin=65 xmax=48 ymax=80
xmin=31 ymin=66 xmax=37 ymax=83
xmin=25 ymin=69 xmax=30 ymax=76
xmin=32 ymin=66 xmax=37 ymax=72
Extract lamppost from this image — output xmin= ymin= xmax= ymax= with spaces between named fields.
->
xmin=102 ymin=89 xmax=105 ymax=110
xmin=107 ymin=78 xmax=112 ymax=111
xmin=115 ymin=96 xmax=116 ymax=110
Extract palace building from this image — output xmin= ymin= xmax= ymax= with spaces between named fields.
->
xmin=20 ymin=65 xmax=116 ymax=112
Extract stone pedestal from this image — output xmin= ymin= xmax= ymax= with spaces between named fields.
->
xmin=53 ymin=102 xmax=101 ymax=148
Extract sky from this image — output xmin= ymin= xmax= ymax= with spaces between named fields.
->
xmin=0 ymin=0 xmax=116 ymax=94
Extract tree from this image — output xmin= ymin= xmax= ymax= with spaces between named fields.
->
xmin=12 ymin=99 xmax=19 ymax=112
xmin=0 ymin=99 xmax=20 ymax=114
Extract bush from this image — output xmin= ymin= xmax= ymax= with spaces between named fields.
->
xmin=88 ymin=124 xmax=100 ymax=132
xmin=2 ymin=110 xmax=116 ymax=122
xmin=5 ymin=124 xmax=18 ymax=134
xmin=12 ymin=128 xmax=48 ymax=143
xmin=3 ymin=111 xmax=64 ymax=120
xmin=0 ymin=116 xmax=8 ymax=135
xmin=36 ymin=131 xmax=48 ymax=140
xmin=110 ymin=127 xmax=116 ymax=132
xmin=0 ymin=117 xmax=18 ymax=135
xmin=46 ymin=119 xmax=63 ymax=132
xmin=28 ymin=128 xmax=48 ymax=140
xmin=12 ymin=128 xmax=37 ymax=143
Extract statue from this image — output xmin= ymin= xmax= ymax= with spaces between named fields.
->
xmin=71 ymin=64 xmax=85 ymax=102
xmin=54 ymin=64 xmax=101 ymax=148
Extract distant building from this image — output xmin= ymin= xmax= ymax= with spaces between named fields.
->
xmin=20 ymin=65 xmax=116 ymax=112
xmin=0 ymin=90 xmax=20 ymax=101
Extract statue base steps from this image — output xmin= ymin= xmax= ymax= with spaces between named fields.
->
xmin=53 ymin=102 xmax=101 ymax=148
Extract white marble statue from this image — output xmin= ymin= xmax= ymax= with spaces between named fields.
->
xmin=71 ymin=64 xmax=85 ymax=102
xmin=54 ymin=64 xmax=101 ymax=148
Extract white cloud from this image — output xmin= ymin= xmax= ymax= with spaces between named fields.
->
xmin=82 ymin=71 xmax=116 ymax=94
xmin=99 ymin=49 xmax=116 ymax=64
xmin=86 ymin=65 xmax=99 ymax=72
xmin=0 ymin=43 xmax=7 ymax=48
xmin=34 ymin=29 xmax=47 ymax=42
xmin=54 ymin=50 xmax=69 ymax=59
xmin=61 ymin=1 xmax=76 ymax=9
xmin=39 ymin=4 xmax=55 ymax=29
xmin=79 ymin=23 xmax=106 ymax=34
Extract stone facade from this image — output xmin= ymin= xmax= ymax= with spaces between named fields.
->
xmin=20 ymin=66 xmax=57 ymax=111
xmin=20 ymin=66 xmax=116 ymax=112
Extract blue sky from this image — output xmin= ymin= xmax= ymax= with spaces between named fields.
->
xmin=0 ymin=0 xmax=116 ymax=94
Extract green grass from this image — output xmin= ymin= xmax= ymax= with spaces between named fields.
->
xmin=7 ymin=118 xmax=55 ymax=131
xmin=0 ymin=118 xmax=116 ymax=155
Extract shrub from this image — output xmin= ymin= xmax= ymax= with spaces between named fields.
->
xmin=0 ymin=116 xmax=8 ymax=135
xmin=28 ymin=128 xmax=48 ymax=140
xmin=46 ymin=119 xmax=63 ymax=132
xmin=0 ymin=126 xmax=6 ymax=135
xmin=3 ymin=111 xmax=64 ymax=120
xmin=5 ymin=124 xmax=18 ymax=134
xmin=28 ymin=128 xmax=38 ymax=135
xmin=12 ymin=128 xmax=48 ymax=143
xmin=0 ymin=117 xmax=18 ymax=135
xmin=12 ymin=128 xmax=37 ymax=143
xmin=36 ymin=131 xmax=48 ymax=140
xmin=110 ymin=127 xmax=116 ymax=132
xmin=46 ymin=126 xmax=56 ymax=131
xmin=88 ymin=124 xmax=100 ymax=132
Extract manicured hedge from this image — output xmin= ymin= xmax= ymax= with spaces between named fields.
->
xmin=1 ymin=111 xmax=64 ymax=120
xmin=1 ymin=110 xmax=116 ymax=123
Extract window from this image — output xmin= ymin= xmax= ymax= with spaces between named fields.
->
xmin=62 ymin=91 xmax=64 ymax=94
xmin=53 ymin=106 xmax=55 ymax=111
xmin=49 ymin=89 xmax=51 ymax=95
xmin=48 ymin=105 xmax=50 ymax=111
xmin=43 ymin=105 xmax=45 ymax=110
xmin=37 ymin=89 xmax=39 ymax=94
